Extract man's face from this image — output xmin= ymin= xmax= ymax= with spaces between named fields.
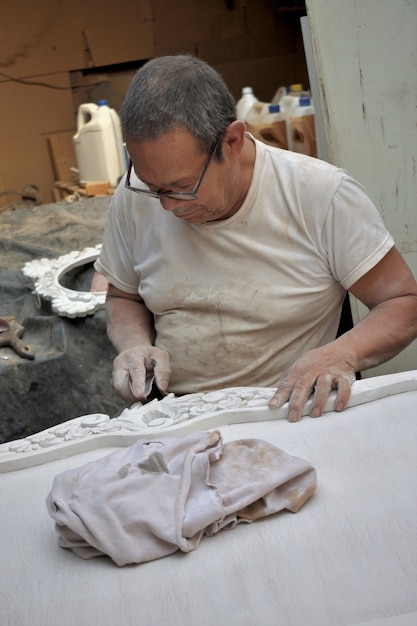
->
xmin=126 ymin=128 xmax=242 ymax=224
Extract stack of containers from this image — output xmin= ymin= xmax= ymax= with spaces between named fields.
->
xmin=235 ymin=84 xmax=317 ymax=157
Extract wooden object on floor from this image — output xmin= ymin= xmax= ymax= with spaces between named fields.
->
xmin=47 ymin=131 xmax=116 ymax=201
xmin=81 ymin=181 xmax=110 ymax=196
xmin=54 ymin=180 xmax=114 ymax=201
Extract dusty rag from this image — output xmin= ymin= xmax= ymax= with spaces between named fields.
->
xmin=46 ymin=430 xmax=316 ymax=566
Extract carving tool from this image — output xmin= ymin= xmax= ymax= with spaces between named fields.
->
xmin=0 ymin=317 xmax=35 ymax=359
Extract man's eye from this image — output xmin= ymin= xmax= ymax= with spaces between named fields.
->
xmin=176 ymin=182 xmax=194 ymax=191
xmin=149 ymin=183 xmax=190 ymax=193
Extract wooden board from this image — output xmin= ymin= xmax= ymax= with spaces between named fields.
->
xmin=47 ymin=131 xmax=78 ymax=183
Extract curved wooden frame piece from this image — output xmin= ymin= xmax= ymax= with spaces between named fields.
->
xmin=1 ymin=370 xmax=416 ymax=473
xmin=22 ymin=244 xmax=106 ymax=318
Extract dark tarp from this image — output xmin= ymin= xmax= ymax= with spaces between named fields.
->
xmin=0 ymin=198 xmax=126 ymax=443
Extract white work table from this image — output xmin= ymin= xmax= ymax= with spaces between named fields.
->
xmin=1 ymin=371 xmax=416 ymax=626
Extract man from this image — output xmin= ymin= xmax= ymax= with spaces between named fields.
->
xmin=95 ymin=55 xmax=417 ymax=422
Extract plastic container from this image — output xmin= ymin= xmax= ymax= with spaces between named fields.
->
xmin=278 ymin=83 xmax=310 ymax=114
xmin=277 ymin=89 xmax=308 ymax=151
xmin=271 ymin=85 xmax=289 ymax=104
xmin=288 ymin=84 xmax=310 ymax=98
xmin=236 ymin=86 xmax=258 ymax=121
xmin=280 ymin=93 xmax=301 ymax=118
xmin=73 ymin=100 xmax=125 ymax=187
xmin=287 ymin=96 xmax=317 ymax=157
xmin=245 ymin=102 xmax=288 ymax=150
xmin=272 ymin=84 xmax=310 ymax=105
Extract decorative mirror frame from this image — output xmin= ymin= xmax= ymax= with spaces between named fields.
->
xmin=22 ymin=244 xmax=106 ymax=318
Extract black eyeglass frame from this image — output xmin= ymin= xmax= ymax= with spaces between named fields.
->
xmin=125 ymin=138 xmax=220 ymax=201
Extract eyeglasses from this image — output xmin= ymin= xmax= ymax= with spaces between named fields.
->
xmin=125 ymin=138 xmax=219 ymax=201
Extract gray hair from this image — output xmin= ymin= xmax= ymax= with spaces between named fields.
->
xmin=120 ymin=55 xmax=236 ymax=161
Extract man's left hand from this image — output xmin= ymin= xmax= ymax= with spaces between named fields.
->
xmin=269 ymin=346 xmax=356 ymax=422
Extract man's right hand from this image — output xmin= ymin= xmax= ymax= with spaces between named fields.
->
xmin=111 ymin=345 xmax=171 ymax=404
xmin=104 ymin=283 xmax=171 ymax=404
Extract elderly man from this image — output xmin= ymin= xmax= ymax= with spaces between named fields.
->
xmin=95 ymin=55 xmax=417 ymax=421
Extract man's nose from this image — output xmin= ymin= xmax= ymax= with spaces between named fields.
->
xmin=159 ymin=196 xmax=184 ymax=212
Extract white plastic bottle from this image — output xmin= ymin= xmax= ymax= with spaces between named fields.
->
xmin=236 ymin=86 xmax=258 ymax=121
xmin=73 ymin=100 xmax=126 ymax=187
xmin=245 ymin=103 xmax=288 ymax=150
xmin=287 ymin=96 xmax=317 ymax=157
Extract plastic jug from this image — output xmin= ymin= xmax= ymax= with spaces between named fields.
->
xmin=236 ymin=86 xmax=258 ymax=121
xmin=272 ymin=83 xmax=310 ymax=105
xmin=280 ymin=93 xmax=301 ymax=118
xmin=287 ymin=84 xmax=310 ymax=98
xmin=246 ymin=102 xmax=288 ymax=150
xmin=73 ymin=100 xmax=125 ymax=187
xmin=287 ymin=97 xmax=317 ymax=157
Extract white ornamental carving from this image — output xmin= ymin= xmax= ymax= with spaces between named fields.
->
xmin=22 ymin=244 xmax=106 ymax=318
xmin=1 ymin=371 xmax=416 ymax=473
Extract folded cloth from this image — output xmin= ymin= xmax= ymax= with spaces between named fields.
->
xmin=46 ymin=430 xmax=316 ymax=566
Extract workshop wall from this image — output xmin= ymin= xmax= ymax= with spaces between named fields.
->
xmin=0 ymin=0 xmax=308 ymax=207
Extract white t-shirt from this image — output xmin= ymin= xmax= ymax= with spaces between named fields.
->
xmin=95 ymin=138 xmax=393 ymax=394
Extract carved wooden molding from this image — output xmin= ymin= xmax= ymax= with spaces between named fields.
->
xmin=1 ymin=370 xmax=416 ymax=473
xmin=22 ymin=244 xmax=106 ymax=318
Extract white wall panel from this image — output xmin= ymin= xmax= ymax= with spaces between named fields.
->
xmin=305 ymin=0 xmax=417 ymax=375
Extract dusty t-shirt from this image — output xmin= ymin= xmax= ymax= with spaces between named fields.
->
xmin=95 ymin=138 xmax=393 ymax=394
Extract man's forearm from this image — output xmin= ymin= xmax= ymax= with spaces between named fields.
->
xmin=333 ymin=294 xmax=417 ymax=372
xmin=106 ymin=294 xmax=155 ymax=354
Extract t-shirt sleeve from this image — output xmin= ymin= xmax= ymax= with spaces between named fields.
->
xmin=94 ymin=187 xmax=140 ymax=294
xmin=321 ymin=174 xmax=394 ymax=290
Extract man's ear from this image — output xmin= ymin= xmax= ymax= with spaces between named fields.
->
xmin=223 ymin=120 xmax=246 ymax=157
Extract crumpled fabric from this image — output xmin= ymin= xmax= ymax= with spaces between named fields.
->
xmin=46 ymin=430 xmax=316 ymax=566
